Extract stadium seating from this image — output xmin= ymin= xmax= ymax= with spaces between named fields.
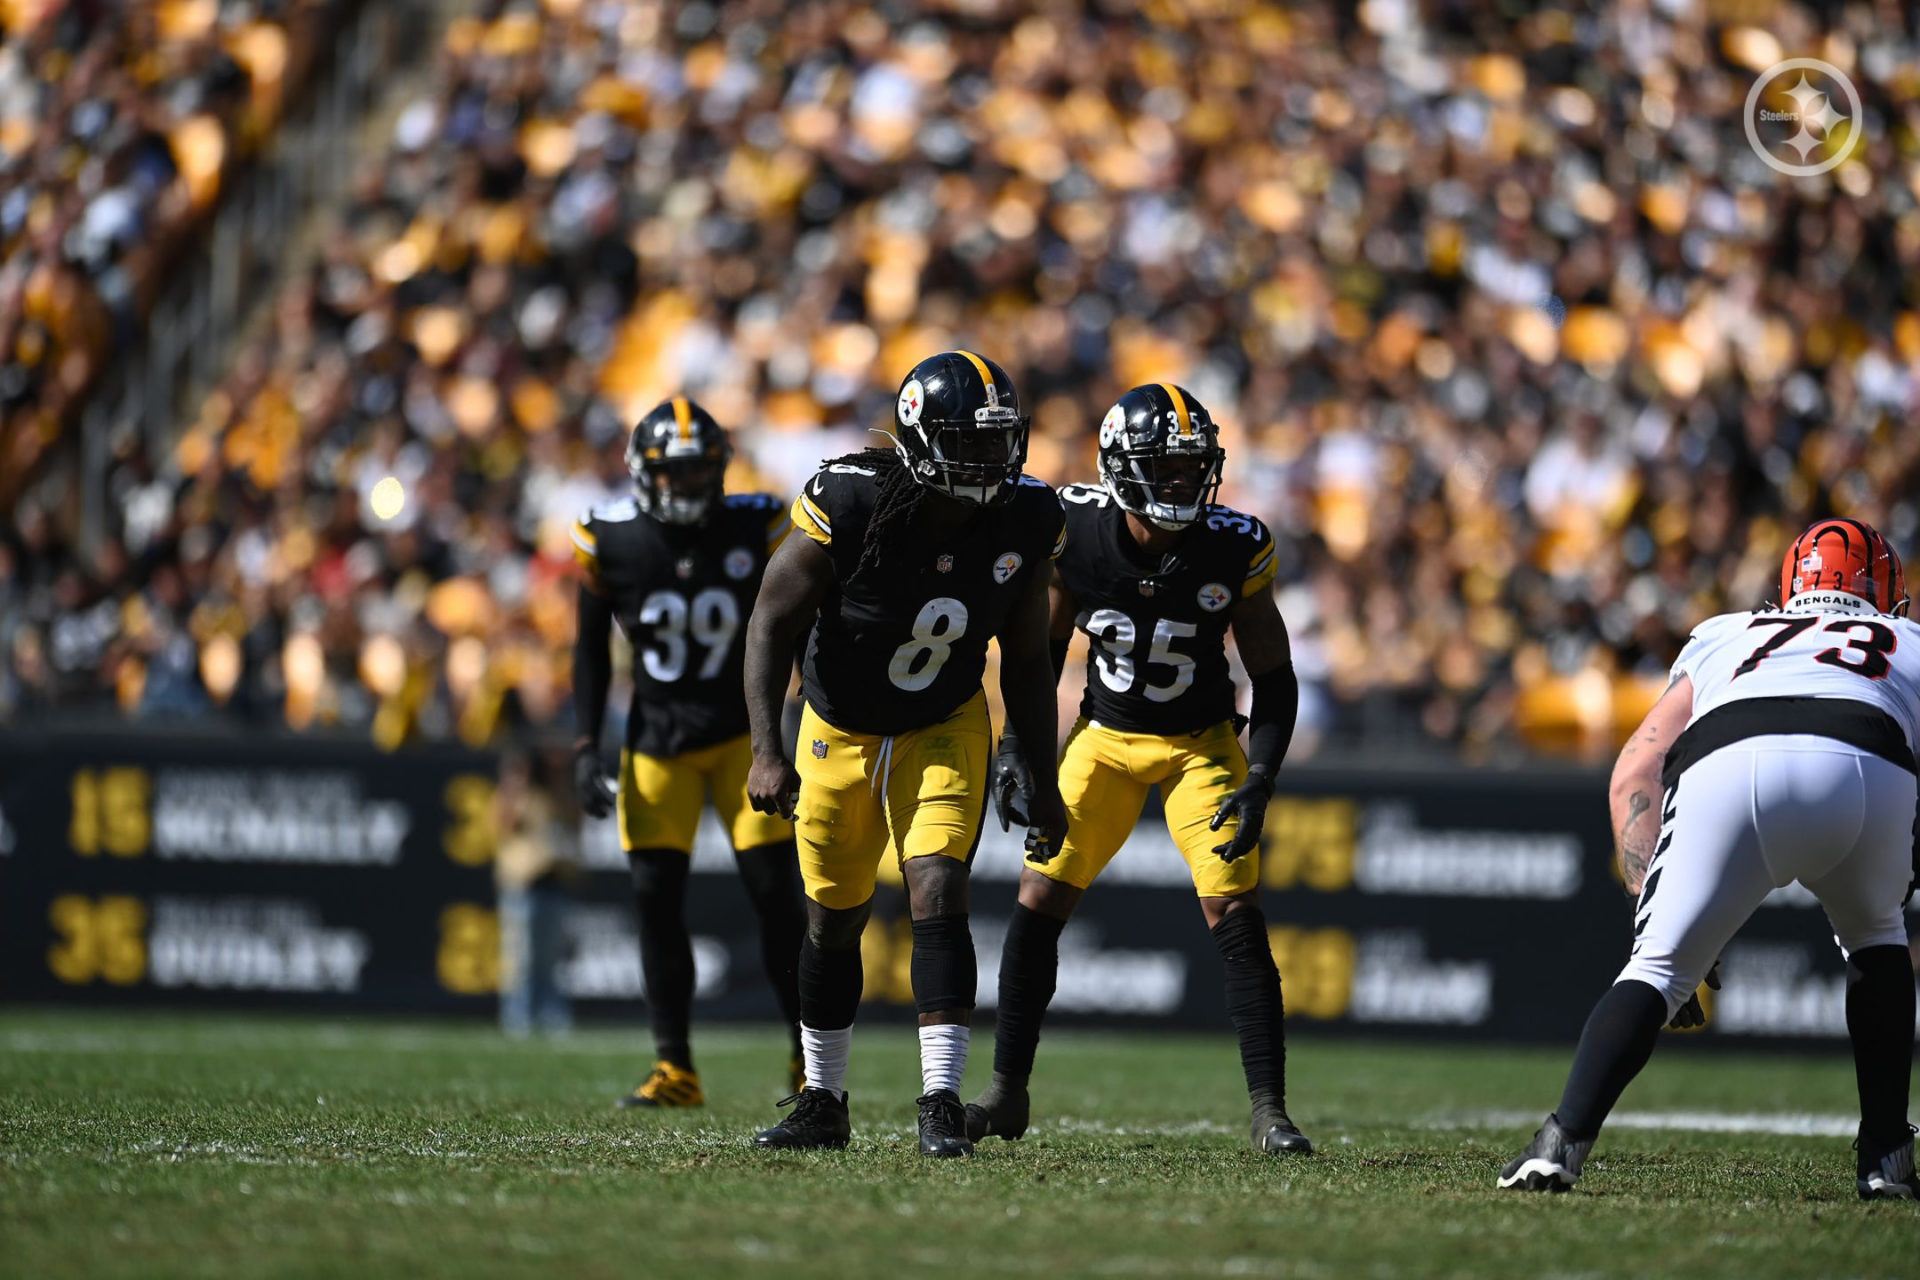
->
xmin=4 ymin=1 xmax=1915 ymax=758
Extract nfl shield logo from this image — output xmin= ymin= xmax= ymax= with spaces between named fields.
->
xmin=936 ymin=554 xmax=954 ymax=573
xmin=811 ymin=740 xmax=828 ymax=759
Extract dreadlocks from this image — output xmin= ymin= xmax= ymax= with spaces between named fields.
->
xmin=827 ymin=447 xmax=925 ymax=584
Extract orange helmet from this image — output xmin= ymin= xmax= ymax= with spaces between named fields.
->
xmin=1780 ymin=518 xmax=1909 ymax=615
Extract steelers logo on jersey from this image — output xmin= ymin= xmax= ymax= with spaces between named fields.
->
xmin=994 ymin=552 xmax=1024 ymax=584
xmin=1197 ymin=582 xmax=1232 ymax=612
xmin=724 ymin=547 xmax=755 ymax=580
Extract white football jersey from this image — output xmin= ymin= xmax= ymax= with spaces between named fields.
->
xmin=1670 ymin=592 xmax=1920 ymax=755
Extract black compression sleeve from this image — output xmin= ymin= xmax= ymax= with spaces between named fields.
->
xmin=1048 ymin=634 xmax=1070 ymax=681
xmin=1245 ymin=661 xmax=1299 ymax=785
xmin=573 ymin=582 xmax=614 ymax=746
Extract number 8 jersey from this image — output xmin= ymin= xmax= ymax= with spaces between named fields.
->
xmin=1057 ymin=483 xmax=1279 ymax=735
xmin=789 ymin=461 xmax=1067 ymax=735
xmin=571 ymin=492 xmax=791 ymax=756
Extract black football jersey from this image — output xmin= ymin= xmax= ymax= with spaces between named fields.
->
xmin=1056 ymin=482 xmax=1278 ymax=735
xmin=790 ymin=462 xmax=1067 ymax=736
xmin=572 ymin=492 xmax=790 ymax=757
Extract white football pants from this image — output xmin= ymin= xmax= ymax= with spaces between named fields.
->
xmin=1618 ymin=735 xmax=1917 ymax=1017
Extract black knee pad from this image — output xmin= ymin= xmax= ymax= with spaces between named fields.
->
xmin=628 ymin=847 xmax=690 ymax=900
xmin=910 ymin=913 xmax=977 ymax=1015
xmin=1211 ymin=904 xmax=1275 ymax=972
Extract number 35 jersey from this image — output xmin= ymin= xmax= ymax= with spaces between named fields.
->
xmin=1668 ymin=602 xmax=1920 ymax=755
xmin=1057 ymin=483 xmax=1278 ymax=736
xmin=571 ymin=493 xmax=790 ymax=757
xmin=789 ymin=461 xmax=1067 ymax=736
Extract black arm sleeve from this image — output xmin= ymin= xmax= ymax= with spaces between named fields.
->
xmin=573 ymin=583 xmax=614 ymax=747
xmin=1000 ymin=635 xmax=1071 ymax=754
xmin=1244 ymin=661 xmax=1299 ymax=785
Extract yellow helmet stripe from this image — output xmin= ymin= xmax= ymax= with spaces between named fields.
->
xmin=1159 ymin=382 xmax=1192 ymax=436
xmin=671 ymin=397 xmax=693 ymax=442
xmin=954 ymin=350 xmax=997 ymax=400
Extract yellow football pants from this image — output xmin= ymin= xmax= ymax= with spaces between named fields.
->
xmin=618 ymin=734 xmax=794 ymax=854
xmin=1031 ymin=717 xmax=1257 ymax=898
xmin=793 ymin=691 xmax=990 ymax=909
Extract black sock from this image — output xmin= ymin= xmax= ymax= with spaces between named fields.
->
xmin=910 ymin=913 xmax=977 ymax=1015
xmin=735 ymin=840 xmax=806 ymax=1055
xmin=798 ymin=933 xmax=863 ymax=1032
xmin=1212 ymin=907 xmax=1287 ymax=1103
xmin=1845 ymin=945 xmax=1916 ymax=1142
xmin=1555 ymin=980 xmax=1668 ymax=1137
xmin=992 ymin=904 xmax=1065 ymax=1084
xmin=629 ymin=848 xmax=694 ymax=1070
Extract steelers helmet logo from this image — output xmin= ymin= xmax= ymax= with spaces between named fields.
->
xmin=994 ymin=551 xmax=1024 ymax=584
xmin=724 ymin=547 xmax=755 ymax=580
xmin=1197 ymin=582 xmax=1231 ymax=612
xmin=1098 ymin=404 xmax=1126 ymax=448
xmin=898 ymin=378 xmax=925 ymax=427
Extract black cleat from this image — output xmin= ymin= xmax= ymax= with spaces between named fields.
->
xmin=917 ymin=1089 xmax=974 ymax=1158
xmin=752 ymin=1088 xmax=851 ymax=1151
xmin=1856 ymin=1125 xmax=1918 ymax=1201
xmin=965 ymin=1078 xmax=1030 ymax=1142
xmin=1250 ymin=1098 xmax=1312 ymax=1155
xmin=1498 ymin=1114 xmax=1593 ymax=1192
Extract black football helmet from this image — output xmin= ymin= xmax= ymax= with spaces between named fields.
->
xmin=625 ymin=396 xmax=731 ymax=525
xmin=1097 ymin=383 xmax=1224 ymax=530
xmin=889 ymin=350 xmax=1029 ymax=505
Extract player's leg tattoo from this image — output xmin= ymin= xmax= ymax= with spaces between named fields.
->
xmin=797 ymin=898 xmax=867 ymax=1098
xmin=629 ymin=847 xmax=696 ymax=1070
xmin=1845 ymin=945 xmax=1916 ymax=1145
xmin=1553 ymin=980 xmax=1668 ymax=1137
xmin=735 ymin=839 xmax=807 ymax=1057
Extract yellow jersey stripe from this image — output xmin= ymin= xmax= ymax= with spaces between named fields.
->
xmin=1051 ymin=522 xmax=1068 ymax=559
xmin=792 ymin=492 xmax=831 ymax=545
xmin=1243 ymin=545 xmax=1278 ymax=596
xmin=570 ymin=521 xmax=598 ymax=556
xmin=671 ymin=396 xmax=693 ymax=441
xmin=1159 ymin=382 xmax=1191 ymax=436
xmin=1244 ymin=543 xmax=1275 ymax=579
xmin=954 ymin=350 xmax=996 ymax=399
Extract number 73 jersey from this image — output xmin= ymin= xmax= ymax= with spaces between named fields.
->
xmin=1670 ymin=604 xmax=1920 ymax=753
xmin=571 ymin=493 xmax=791 ymax=757
xmin=1056 ymin=483 xmax=1279 ymax=735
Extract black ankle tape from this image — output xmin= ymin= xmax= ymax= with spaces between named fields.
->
xmin=910 ymin=913 xmax=977 ymax=1014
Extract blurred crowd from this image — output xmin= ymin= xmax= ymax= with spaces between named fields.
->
xmin=0 ymin=0 xmax=344 ymax=510
xmin=5 ymin=0 xmax=1919 ymax=760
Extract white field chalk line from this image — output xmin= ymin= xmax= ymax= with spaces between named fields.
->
xmin=1435 ymin=1110 xmax=1859 ymax=1138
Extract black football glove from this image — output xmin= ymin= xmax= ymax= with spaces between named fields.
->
xmin=573 ymin=745 xmax=616 ymax=819
xmin=1667 ymin=961 xmax=1721 ymax=1030
xmin=1209 ymin=768 xmax=1273 ymax=864
xmin=990 ymin=735 xmax=1034 ymax=832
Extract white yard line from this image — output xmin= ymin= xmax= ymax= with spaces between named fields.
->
xmin=1432 ymin=1110 xmax=1858 ymax=1138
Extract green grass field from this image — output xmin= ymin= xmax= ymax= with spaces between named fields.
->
xmin=1 ymin=1010 xmax=1912 ymax=1279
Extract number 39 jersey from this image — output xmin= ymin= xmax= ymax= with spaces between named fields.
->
xmin=1057 ymin=483 xmax=1278 ymax=736
xmin=789 ymin=461 xmax=1067 ymax=736
xmin=1670 ymin=601 xmax=1920 ymax=754
xmin=571 ymin=493 xmax=791 ymax=757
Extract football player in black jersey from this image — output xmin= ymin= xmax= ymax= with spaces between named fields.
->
xmin=966 ymin=383 xmax=1311 ymax=1157
xmin=572 ymin=397 xmax=807 ymax=1109
xmin=741 ymin=351 xmax=1069 ymax=1156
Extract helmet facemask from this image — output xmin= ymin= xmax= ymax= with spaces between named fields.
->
xmin=1103 ymin=441 xmax=1223 ymax=531
xmin=628 ymin=444 xmax=725 ymax=525
xmin=902 ymin=405 xmax=1028 ymax=505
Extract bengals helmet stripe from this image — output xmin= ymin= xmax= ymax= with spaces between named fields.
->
xmin=1781 ymin=518 xmax=1908 ymax=614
